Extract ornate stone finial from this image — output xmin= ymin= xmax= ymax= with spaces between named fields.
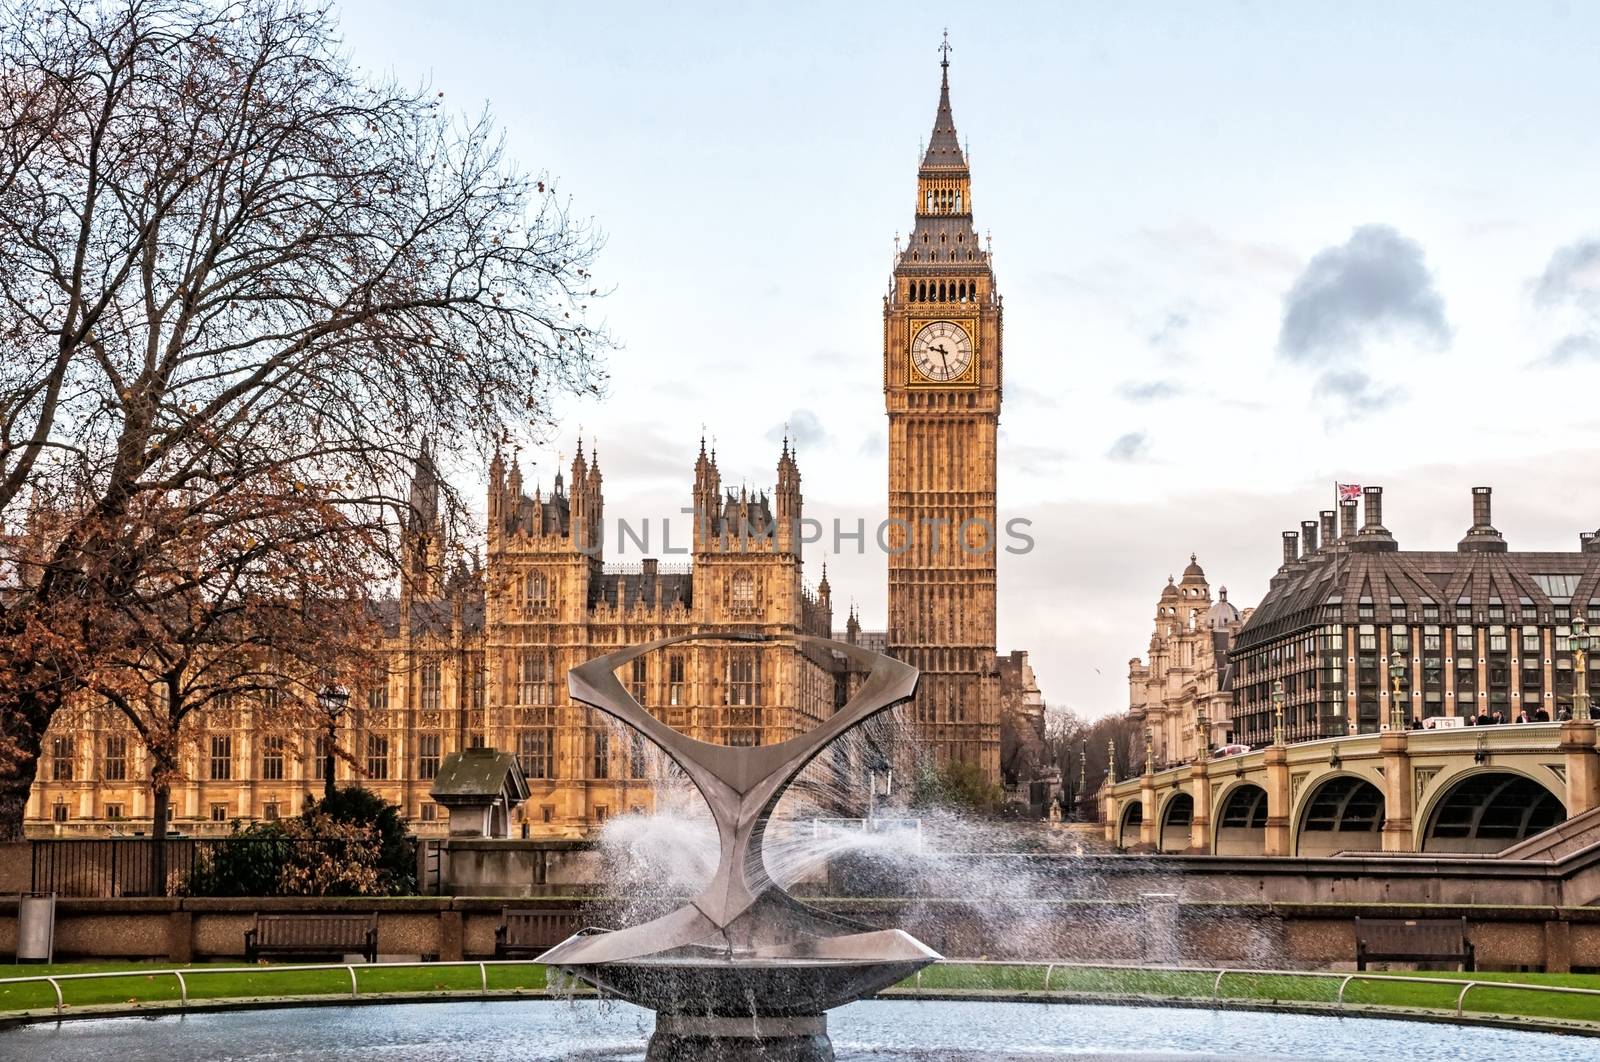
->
xmin=939 ymin=28 xmax=952 ymax=74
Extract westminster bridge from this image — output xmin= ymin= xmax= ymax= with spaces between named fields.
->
xmin=1101 ymin=720 xmax=1600 ymax=856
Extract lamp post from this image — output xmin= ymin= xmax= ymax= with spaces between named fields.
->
xmin=1388 ymin=649 xmax=1407 ymax=731
xmin=1077 ymin=741 xmax=1087 ymax=815
xmin=1271 ymin=680 xmax=1286 ymax=746
xmin=868 ymin=754 xmax=892 ymax=822
xmin=1106 ymin=738 xmax=1116 ymax=785
xmin=1571 ymin=615 xmax=1591 ymax=722
xmin=318 ymin=684 xmax=350 ymax=802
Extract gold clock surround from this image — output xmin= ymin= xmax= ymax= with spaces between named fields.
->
xmin=905 ymin=317 xmax=978 ymax=387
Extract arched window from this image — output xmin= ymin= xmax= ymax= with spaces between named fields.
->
xmin=730 ymin=569 xmax=756 ymax=615
xmin=524 ymin=571 xmax=548 ymax=610
xmin=926 ymin=192 xmax=933 ymax=211
xmin=955 ymin=191 xmax=962 ymax=211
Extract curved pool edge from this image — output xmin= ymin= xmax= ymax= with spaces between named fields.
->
xmin=2 ymin=988 xmax=1597 ymax=1041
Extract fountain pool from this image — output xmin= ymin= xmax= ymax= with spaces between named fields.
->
xmin=2 ymin=999 xmax=1588 ymax=1061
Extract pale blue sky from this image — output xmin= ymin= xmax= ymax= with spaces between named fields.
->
xmin=336 ymin=1 xmax=1600 ymax=716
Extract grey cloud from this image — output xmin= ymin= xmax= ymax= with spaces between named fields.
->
xmin=1277 ymin=225 xmax=1451 ymax=362
xmin=1533 ymin=239 xmax=1600 ymax=307
xmin=767 ymin=408 xmax=829 ymax=450
xmin=1106 ymin=431 xmax=1150 ymax=463
xmin=1543 ymin=332 xmax=1600 ymax=365
xmin=858 ymin=430 xmax=885 ymax=457
xmin=1147 ymin=311 xmax=1191 ymax=353
xmin=1117 ymin=380 xmax=1185 ymax=402
xmin=1313 ymin=369 xmax=1404 ymax=420
xmin=1532 ymin=239 xmax=1600 ymax=367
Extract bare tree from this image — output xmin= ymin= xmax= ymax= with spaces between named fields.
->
xmin=83 ymin=475 xmax=382 ymax=855
xmin=1043 ymin=706 xmax=1140 ymax=819
xmin=0 ymin=0 xmax=609 ymax=837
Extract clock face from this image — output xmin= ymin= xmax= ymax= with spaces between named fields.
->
xmin=911 ymin=320 xmax=973 ymax=382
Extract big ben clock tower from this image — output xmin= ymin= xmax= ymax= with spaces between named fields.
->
xmin=885 ymin=38 xmax=1001 ymax=782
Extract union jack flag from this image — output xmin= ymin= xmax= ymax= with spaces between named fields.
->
xmin=1337 ymin=483 xmax=1362 ymax=503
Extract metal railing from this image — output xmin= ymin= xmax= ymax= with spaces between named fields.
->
xmin=3 ymin=958 xmax=1598 ymax=1023
xmin=0 ymin=959 xmax=553 ymax=1015
xmin=29 ymin=837 xmax=412 ymax=898
xmin=909 ymin=960 xmax=1600 ymax=1020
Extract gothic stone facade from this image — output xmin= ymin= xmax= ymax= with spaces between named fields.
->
xmin=26 ymin=440 xmax=844 ymax=838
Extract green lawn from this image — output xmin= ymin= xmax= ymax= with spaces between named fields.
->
xmin=0 ymin=961 xmax=551 ymax=1014
xmin=903 ymin=963 xmax=1600 ymax=1024
xmin=3 ymin=960 xmax=1597 ymax=1026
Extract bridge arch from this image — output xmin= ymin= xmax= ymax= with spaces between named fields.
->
xmin=1418 ymin=768 xmax=1566 ymax=854
xmin=1117 ymin=799 xmax=1144 ymax=849
xmin=1293 ymin=773 xmax=1385 ymax=856
xmin=1212 ymin=781 xmax=1268 ymax=856
xmin=1158 ymin=791 xmax=1194 ymax=853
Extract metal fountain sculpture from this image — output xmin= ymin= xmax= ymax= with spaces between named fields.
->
xmin=539 ymin=631 xmax=940 ymax=1061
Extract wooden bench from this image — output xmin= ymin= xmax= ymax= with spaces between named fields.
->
xmin=244 ymin=913 xmax=378 ymax=963
xmin=1355 ymin=916 xmax=1474 ymax=971
xmin=495 ymin=907 xmax=582 ymax=958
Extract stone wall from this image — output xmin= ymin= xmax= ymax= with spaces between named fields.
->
xmin=3 ymin=895 xmax=1597 ymax=973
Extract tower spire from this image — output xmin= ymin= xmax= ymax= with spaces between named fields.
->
xmin=922 ymin=31 xmax=964 ymax=170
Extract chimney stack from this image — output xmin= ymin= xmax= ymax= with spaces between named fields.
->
xmin=1457 ymin=486 xmax=1507 ymax=553
xmin=1282 ymin=530 xmax=1300 ymax=567
xmin=1339 ymin=499 xmax=1359 ymax=543
xmin=1351 ymin=485 xmax=1398 ymax=552
xmin=1301 ymin=519 xmax=1320 ymax=556
xmin=1583 ymin=531 xmax=1599 ymax=554
xmin=1320 ymin=510 xmax=1337 ymax=551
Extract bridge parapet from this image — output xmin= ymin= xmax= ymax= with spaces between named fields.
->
xmin=1103 ymin=722 xmax=1598 ymax=858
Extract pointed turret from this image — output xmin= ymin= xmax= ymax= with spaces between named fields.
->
xmin=487 ymin=449 xmax=507 ymax=546
xmin=692 ymin=433 xmax=722 ymax=552
xmin=406 ymin=435 xmax=441 ymax=533
xmin=775 ymin=433 xmax=801 ymax=555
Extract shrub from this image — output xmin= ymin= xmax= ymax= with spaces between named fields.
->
xmin=184 ymin=787 xmax=415 ymax=896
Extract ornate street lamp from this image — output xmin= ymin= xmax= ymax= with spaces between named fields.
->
xmin=1271 ymin=680 xmax=1286 ymax=746
xmin=1570 ymin=616 xmax=1591 ymax=722
xmin=318 ymin=684 xmax=350 ymax=802
xmin=1388 ymin=650 xmax=1407 ymax=731
xmin=1106 ymin=737 xmax=1117 ymax=785
xmin=1077 ymin=741 xmax=1087 ymax=816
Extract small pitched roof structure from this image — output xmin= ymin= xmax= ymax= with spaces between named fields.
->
xmin=431 ymin=748 xmax=527 ymax=800
xmin=429 ymin=748 xmax=530 ymax=838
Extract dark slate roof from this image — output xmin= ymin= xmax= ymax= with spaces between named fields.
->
xmin=511 ymin=491 xmax=569 ymax=537
xmin=592 ymin=569 xmax=693 ymax=611
xmin=1236 ymin=546 xmax=1600 ymax=652
xmin=373 ymin=591 xmax=486 ymax=638
xmin=430 ymin=748 xmax=528 ymax=801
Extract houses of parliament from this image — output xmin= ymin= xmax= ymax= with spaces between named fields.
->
xmin=25 ymin=48 xmax=1024 ymax=838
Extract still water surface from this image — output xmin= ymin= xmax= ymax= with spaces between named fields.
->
xmin=0 ymin=998 xmax=1587 ymax=1061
